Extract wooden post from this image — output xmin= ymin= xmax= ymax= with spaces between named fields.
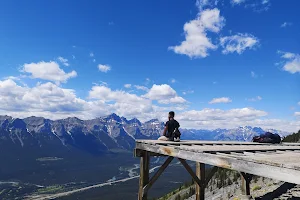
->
xmin=196 ymin=162 xmax=205 ymax=200
xmin=138 ymin=151 xmax=150 ymax=200
xmin=241 ymin=172 xmax=252 ymax=196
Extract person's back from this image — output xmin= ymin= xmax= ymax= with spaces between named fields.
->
xmin=158 ymin=111 xmax=180 ymax=142
xmin=166 ymin=119 xmax=180 ymax=138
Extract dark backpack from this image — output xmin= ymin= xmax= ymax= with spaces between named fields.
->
xmin=252 ymin=132 xmax=281 ymax=144
xmin=172 ymin=127 xmax=181 ymax=138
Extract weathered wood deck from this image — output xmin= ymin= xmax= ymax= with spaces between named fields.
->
xmin=134 ymin=140 xmax=300 ymax=200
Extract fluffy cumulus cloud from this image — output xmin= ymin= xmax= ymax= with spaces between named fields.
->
xmin=220 ymin=33 xmax=259 ymax=54
xmin=0 ymin=78 xmax=299 ymax=131
xmin=277 ymin=51 xmax=300 ymax=74
xmin=0 ymin=79 xmax=87 ymax=118
xmin=88 ymin=85 xmax=153 ymax=117
xmin=168 ymin=8 xmax=225 ymax=58
xmin=98 ymin=64 xmax=111 ymax=73
xmin=178 ymin=109 xmax=300 ymax=132
xmin=177 ymin=108 xmax=300 ymax=132
xmin=22 ymin=61 xmax=77 ymax=84
xmin=209 ymin=97 xmax=232 ymax=104
xmin=143 ymin=84 xmax=187 ymax=104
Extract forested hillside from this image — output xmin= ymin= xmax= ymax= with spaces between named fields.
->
xmin=282 ymin=130 xmax=300 ymax=142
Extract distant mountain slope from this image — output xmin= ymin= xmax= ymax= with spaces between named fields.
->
xmin=0 ymin=114 xmax=292 ymax=155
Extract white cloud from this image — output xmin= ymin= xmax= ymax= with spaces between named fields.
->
xmin=295 ymin=112 xmax=300 ymax=116
xmin=179 ymin=108 xmax=267 ymax=122
xmin=246 ymin=96 xmax=262 ymax=102
xmin=57 ymin=57 xmax=69 ymax=67
xmin=277 ymin=51 xmax=300 ymax=74
xmin=209 ymin=97 xmax=232 ymax=104
xmin=88 ymin=85 xmax=153 ymax=117
xmin=251 ymin=71 xmax=258 ymax=78
xmin=168 ymin=8 xmax=225 ymax=58
xmin=170 ymin=78 xmax=176 ymax=83
xmin=220 ymin=33 xmax=259 ymax=54
xmin=3 ymin=76 xmax=20 ymax=81
xmin=143 ymin=84 xmax=186 ymax=104
xmin=281 ymin=22 xmax=292 ymax=28
xmin=0 ymin=79 xmax=86 ymax=117
xmin=98 ymin=64 xmax=111 ymax=73
xmin=90 ymin=52 xmax=94 ymax=57
xmin=231 ymin=0 xmax=245 ymax=5
xmin=0 ymin=78 xmax=298 ymax=132
xmin=196 ymin=0 xmax=220 ymax=10
xmin=134 ymin=85 xmax=149 ymax=92
xmin=278 ymin=51 xmax=296 ymax=59
xmin=124 ymin=84 xmax=132 ymax=88
xmin=232 ymin=0 xmax=271 ymax=12
xmin=158 ymin=96 xmax=187 ymax=104
xmin=143 ymin=84 xmax=176 ymax=99
xmin=177 ymin=108 xmax=300 ymax=132
xmin=22 ymin=61 xmax=77 ymax=84
xmin=298 ymin=102 xmax=300 ymax=106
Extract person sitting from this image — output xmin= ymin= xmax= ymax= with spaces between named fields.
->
xmin=158 ymin=111 xmax=181 ymax=142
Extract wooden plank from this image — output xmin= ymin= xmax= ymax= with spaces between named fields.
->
xmin=173 ymin=144 xmax=300 ymax=153
xmin=138 ymin=151 xmax=149 ymax=200
xmin=135 ymin=142 xmax=300 ymax=184
xmin=136 ymin=140 xmax=266 ymax=145
xmin=196 ymin=162 xmax=205 ymax=200
xmin=143 ymin=157 xmax=173 ymax=194
xmin=244 ymin=152 xmax=300 ymax=170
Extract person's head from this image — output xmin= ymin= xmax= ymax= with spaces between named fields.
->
xmin=168 ymin=111 xmax=175 ymax=120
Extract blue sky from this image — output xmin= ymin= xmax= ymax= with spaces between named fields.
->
xmin=0 ymin=0 xmax=299 ymax=131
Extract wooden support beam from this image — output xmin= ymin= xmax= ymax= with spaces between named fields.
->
xmin=204 ymin=166 xmax=218 ymax=186
xmin=240 ymin=172 xmax=252 ymax=196
xmin=138 ymin=151 xmax=150 ymax=200
xmin=178 ymin=158 xmax=203 ymax=188
xmin=134 ymin=149 xmax=166 ymax=157
xmin=196 ymin=162 xmax=205 ymax=200
xmin=143 ymin=156 xmax=174 ymax=194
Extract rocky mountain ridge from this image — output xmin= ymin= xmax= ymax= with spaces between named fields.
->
xmin=0 ymin=114 xmax=291 ymax=154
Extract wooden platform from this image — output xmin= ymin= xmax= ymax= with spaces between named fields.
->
xmin=134 ymin=140 xmax=300 ymax=200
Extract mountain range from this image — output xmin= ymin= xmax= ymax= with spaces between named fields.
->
xmin=0 ymin=113 xmax=291 ymax=155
